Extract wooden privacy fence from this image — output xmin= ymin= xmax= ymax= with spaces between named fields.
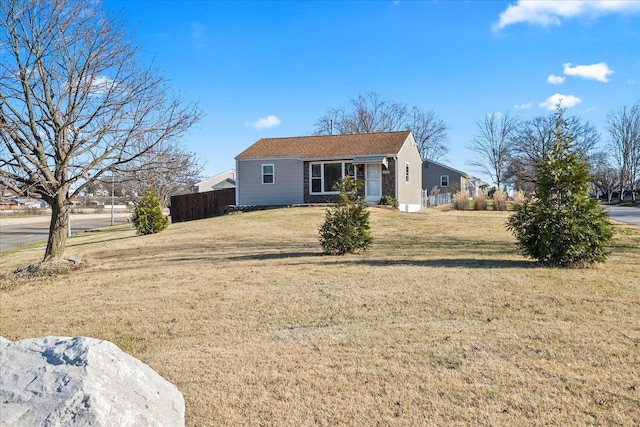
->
xmin=169 ymin=188 xmax=236 ymax=223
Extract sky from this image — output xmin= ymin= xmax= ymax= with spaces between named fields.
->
xmin=104 ymin=0 xmax=640 ymax=186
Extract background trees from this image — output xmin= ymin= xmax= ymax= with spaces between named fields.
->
xmin=116 ymin=141 xmax=203 ymax=207
xmin=466 ymin=111 xmax=518 ymax=189
xmin=0 ymin=0 xmax=201 ymax=261
xmin=506 ymin=113 xmax=600 ymax=193
xmin=314 ymin=91 xmax=448 ymax=161
xmin=607 ymin=102 xmax=640 ymax=202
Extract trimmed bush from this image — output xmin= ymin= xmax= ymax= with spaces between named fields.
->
xmin=378 ymin=195 xmax=399 ymax=209
xmin=506 ymin=108 xmax=614 ymax=267
xmin=473 ymin=191 xmax=488 ymax=211
xmin=131 ymin=188 xmax=169 ymax=235
xmin=319 ymin=177 xmax=372 ymax=255
xmin=452 ymin=191 xmax=469 ymax=210
xmin=492 ymin=190 xmax=508 ymax=211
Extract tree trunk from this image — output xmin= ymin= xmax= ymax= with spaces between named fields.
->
xmin=44 ymin=190 xmax=69 ymax=261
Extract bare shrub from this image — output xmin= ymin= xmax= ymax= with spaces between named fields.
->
xmin=512 ymin=190 xmax=526 ymax=207
xmin=493 ymin=189 xmax=508 ymax=211
xmin=452 ymin=191 xmax=469 ymax=210
xmin=474 ymin=191 xmax=488 ymax=211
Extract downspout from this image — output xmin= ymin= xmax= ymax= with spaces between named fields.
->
xmin=235 ymin=159 xmax=240 ymax=206
xmin=394 ymin=156 xmax=398 ymax=208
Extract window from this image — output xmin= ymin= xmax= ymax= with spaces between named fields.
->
xmin=440 ymin=175 xmax=449 ymax=187
xmin=345 ymin=163 xmax=355 ymax=178
xmin=405 ymin=162 xmax=410 ymax=183
xmin=310 ymin=161 xmax=354 ymax=194
xmin=324 ymin=163 xmax=342 ymax=191
xmin=262 ymin=164 xmax=274 ymax=184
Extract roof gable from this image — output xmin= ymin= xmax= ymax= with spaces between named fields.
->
xmin=423 ymin=159 xmax=469 ymax=178
xmin=236 ymin=131 xmax=412 ymax=160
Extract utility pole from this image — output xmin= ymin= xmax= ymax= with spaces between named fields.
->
xmin=111 ymin=172 xmax=115 ymax=226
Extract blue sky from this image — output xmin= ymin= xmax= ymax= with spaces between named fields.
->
xmin=105 ymin=0 xmax=640 ymax=184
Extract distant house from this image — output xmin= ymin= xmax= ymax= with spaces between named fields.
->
xmin=235 ymin=131 xmax=423 ymax=212
xmin=422 ymin=160 xmax=489 ymax=197
xmin=191 ymin=169 xmax=236 ymax=193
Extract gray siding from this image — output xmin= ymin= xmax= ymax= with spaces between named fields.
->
xmin=422 ymin=161 xmax=465 ymax=194
xmin=237 ymin=158 xmax=303 ymax=205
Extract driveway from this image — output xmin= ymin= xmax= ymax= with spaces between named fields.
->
xmin=603 ymin=205 xmax=640 ymax=227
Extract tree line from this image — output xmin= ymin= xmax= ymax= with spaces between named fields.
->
xmin=467 ymin=103 xmax=640 ymax=202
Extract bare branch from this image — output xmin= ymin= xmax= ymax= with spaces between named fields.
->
xmin=0 ymin=0 xmax=202 ymax=260
xmin=313 ymin=91 xmax=448 ymax=161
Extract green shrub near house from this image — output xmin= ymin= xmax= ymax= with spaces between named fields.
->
xmin=319 ymin=177 xmax=372 ymax=255
xmin=378 ymin=195 xmax=399 ymax=209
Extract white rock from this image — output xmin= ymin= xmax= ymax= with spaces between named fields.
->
xmin=0 ymin=336 xmax=184 ymax=427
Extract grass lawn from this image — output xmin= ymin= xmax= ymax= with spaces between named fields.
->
xmin=1 ymin=206 xmax=639 ymax=426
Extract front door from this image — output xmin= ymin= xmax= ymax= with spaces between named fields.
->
xmin=365 ymin=164 xmax=382 ymax=204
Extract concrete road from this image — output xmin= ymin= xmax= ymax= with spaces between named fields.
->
xmin=603 ymin=205 xmax=640 ymax=227
xmin=0 ymin=213 xmax=131 ymax=252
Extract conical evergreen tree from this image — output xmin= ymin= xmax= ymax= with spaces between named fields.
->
xmin=319 ymin=177 xmax=372 ymax=255
xmin=507 ymin=107 xmax=614 ymax=267
xmin=131 ymin=188 xmax=169 ymax=235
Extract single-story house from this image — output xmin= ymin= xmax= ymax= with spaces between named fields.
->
xmin=190 ymin=169 xmax=236 ymax=193
xmin=422 ymin=160 xmax=489 ymax=197
xmin=235 ymin=130 xmax=423 ymax=212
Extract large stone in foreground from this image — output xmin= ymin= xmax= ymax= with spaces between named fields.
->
xmin=0 ymin=336 xmax=184 ymax=426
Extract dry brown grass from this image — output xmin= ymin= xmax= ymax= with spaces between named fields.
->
xmin=473 ymin=192 xmax=488 ymax=211
xmin=493 ymin=190 xmax=508 ymax=211
xmin=1 ymin=207 xmax=639 ymax=426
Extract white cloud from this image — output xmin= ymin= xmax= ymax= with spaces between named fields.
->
xmin=248 ymin=115 xmax=281 ymax=129
xmin=191 ymin=23 xmax=206 ymax=40
xmin=563 ymin=62 xmax=614 ymax=82
xmin=514 ymin=102 xmax=533 ymax=109
xmin=538 ymin=93 xmax=582 ymax=110
xmin=547 ymin=74 xmax=565 ymax=84
xmin=494 ymin=0 xmax=640 ymax=31
xmin=487 ymin=112 xmax=502 ymax=119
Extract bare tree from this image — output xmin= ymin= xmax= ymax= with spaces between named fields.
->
xmin=117 ymin=141 xmax=203 ymax=207
xmin=607 ymin=102 xmax=640 ymax=202
xmin=506 ymin=112 xmax=599 ymax=190
xmin=314 ymin=91 xmax=448 ymax=161
xmin=467 ymin=111 xmax=518 ymax=189
xmin=589 ymin=151 xmax=620 ymax=203
xmin=0 ymin=0 xmax=201 ymax=261
xmin=408 ymin=107 xmax=448 ymax=162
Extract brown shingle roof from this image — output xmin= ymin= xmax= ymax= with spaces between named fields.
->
xmin=235 ymin=131 xmax=411 ymax=160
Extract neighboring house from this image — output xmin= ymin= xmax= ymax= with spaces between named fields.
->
xmin=191 ymin=169 xmax=236 ymax=193
xmin=235 ymin=131 xmax=423 ymax=212
xmin=422 ymin=160 xmax=489 ymax=197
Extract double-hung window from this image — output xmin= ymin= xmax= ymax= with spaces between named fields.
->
xmin=310 ymin=161 xmax=354 ymax=194
xmin=405 ymin=163 xmax=410 ymax=183
xmin=262 ymin=164 xmax=274 ymax=184
xmin=440 ymin=175 xmax=449 ymax=187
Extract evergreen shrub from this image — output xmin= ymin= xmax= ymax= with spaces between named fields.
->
xmin=378 ymin=195 xmax=399 ymax=209
xmin=131 ymin=188 xmax=169 ymax=235
xmin=506 ymin=108 xmax=614 ymax=267
xmin=319 ymin=177 xmax=372 ymax=255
